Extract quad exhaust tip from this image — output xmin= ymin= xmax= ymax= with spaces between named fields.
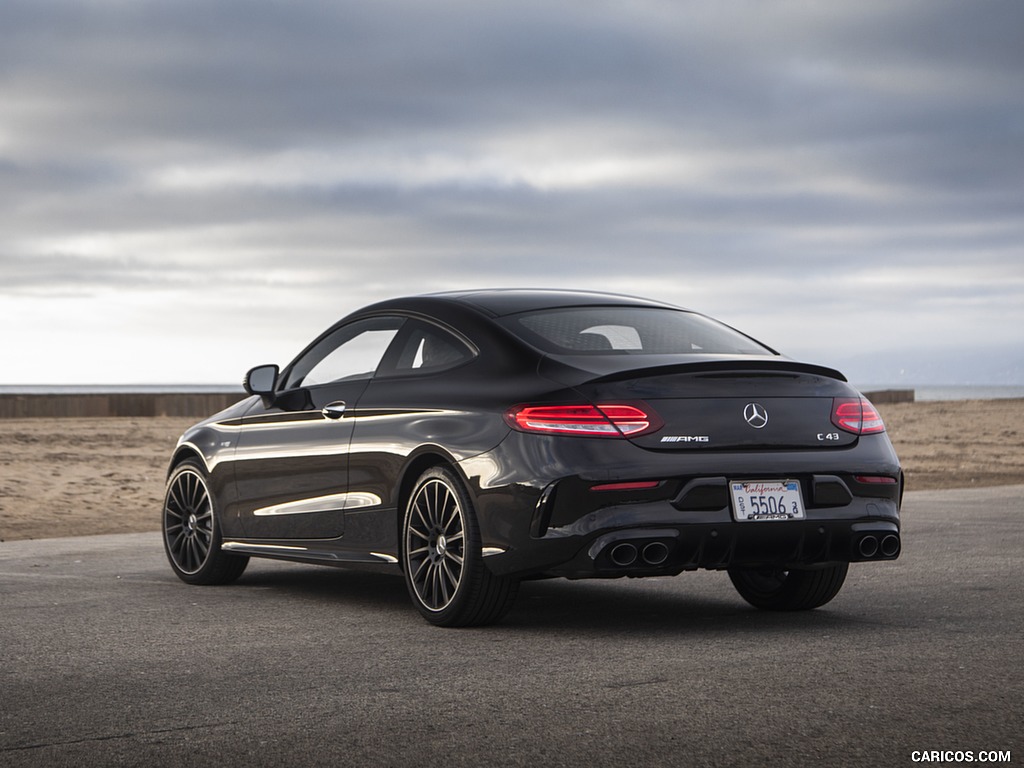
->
xmin=858 ymin=535 xmax=879 ymax=558
xmin=607 ymin=540 xmax=672 ymax=567
xmin=880 ymin=534 xmax=900 ymax=557
xmin=857 ymin=533 xmax=900 ymax=559
xmin=642 ymin=541 xmax=670 ymax=566
xmin=609 ymin=542 xmax=639 ymax=567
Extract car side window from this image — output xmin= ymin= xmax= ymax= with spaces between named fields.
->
xmin=385 ymin=321 xmax=475 ymax=376
xmin=284 ymin=317 xmax=405 ymax=389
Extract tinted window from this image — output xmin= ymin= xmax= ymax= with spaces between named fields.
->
xmin=385 ymin=321 xmax=475 ymax=376
xmin=285 ymin=317 xmax=405 ymax=388
xmin=507 ymin=308 xmax=771 ymax=356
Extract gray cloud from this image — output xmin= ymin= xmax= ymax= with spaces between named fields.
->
xmin=1 ymin=0 xmax=1022 ymax=383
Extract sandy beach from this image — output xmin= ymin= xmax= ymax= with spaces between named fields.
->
xmin=2 ymin=399 xmax=1023 ymax=542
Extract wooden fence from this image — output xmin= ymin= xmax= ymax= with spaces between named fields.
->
xmin=862 ymin=389 xmax=915 ymax=404
xmin=0 ymin=392 xmax=247 ymax=419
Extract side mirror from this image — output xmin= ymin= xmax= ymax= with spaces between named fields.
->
xmin=243 ymin=364 xmax=279 ymax=397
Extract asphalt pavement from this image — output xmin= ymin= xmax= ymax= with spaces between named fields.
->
xmin=1 ymin=486 xmax=1021 ymax=768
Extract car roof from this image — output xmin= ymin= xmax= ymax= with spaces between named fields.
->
xmin=423 ymin=288 xmax=682 ymax=317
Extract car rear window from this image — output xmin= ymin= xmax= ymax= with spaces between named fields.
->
xmin=505 ymin=307 xmax=772 ymax=356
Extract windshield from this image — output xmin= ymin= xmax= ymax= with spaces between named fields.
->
xmin=504 ymin=307 xmax=773 ymax=356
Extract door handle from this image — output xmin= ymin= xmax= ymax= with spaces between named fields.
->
xmin=321 ymin=401 xmax=347 ymax=420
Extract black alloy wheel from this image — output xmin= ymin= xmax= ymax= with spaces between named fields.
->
xmin=162 ymin=460 xmax=248 ymax=585
xmin=402 ymin=466 xmax=518 ymax=627
xmin=727 ymin=562 xmax=848 ymax=611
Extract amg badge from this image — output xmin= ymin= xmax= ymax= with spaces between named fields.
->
xmin=660 ymin=435 xmax=710 ymax=443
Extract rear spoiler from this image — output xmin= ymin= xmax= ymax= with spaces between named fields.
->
xmin=582 ymin=357 xmax=848 ymax=385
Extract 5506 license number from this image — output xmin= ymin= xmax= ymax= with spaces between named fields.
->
xmin=730 ymin=480 xmax=805 ymax=522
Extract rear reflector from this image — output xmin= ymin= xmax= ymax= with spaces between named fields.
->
xmin=591 ymin=481 xmax=661 ymax=492
xmin=505 ymin=403 xmax=659 ymax=437
xmin=854 ymin=475 xmax=898 ymax=484
xmin=831 ymin=397 xmax=886 ymax=435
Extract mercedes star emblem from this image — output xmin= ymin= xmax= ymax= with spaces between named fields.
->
xmin=743 ymin=402 xmax=769 ymax=429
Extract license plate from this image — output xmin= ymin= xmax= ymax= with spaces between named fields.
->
xmin=730 ymin=480 xmax=805 ymax=522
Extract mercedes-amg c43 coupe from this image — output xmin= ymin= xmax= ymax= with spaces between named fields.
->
xmin=162 ymin=289 xmax=902 ymax=626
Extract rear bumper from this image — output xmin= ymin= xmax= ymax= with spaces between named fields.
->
xmin=460 ymin=431 xmax=902 ymax=579
xmin=480 ymin=496 xmax=901 ymax=578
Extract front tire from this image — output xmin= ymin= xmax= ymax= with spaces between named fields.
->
xmin=162 ymin=460 xmax=248 ymax=585
xmin=728 ymin=563 xmax=848 ymax=611
xmin=401 ymin=466 xmax=518 ymax=627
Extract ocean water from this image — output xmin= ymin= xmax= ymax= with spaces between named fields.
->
xmin=2 ymin=384 xmax=1023 ymax=401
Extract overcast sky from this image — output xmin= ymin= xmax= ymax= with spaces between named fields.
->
xmin=2 ymin=0 xmax=1022 ymax=386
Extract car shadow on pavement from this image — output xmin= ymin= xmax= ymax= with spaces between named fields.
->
xmin=231 ymin=562 xmax=413 ymax=611
xmin=227 ymin=561 xmax=871 ymax=636
xmin=504 ymin=576 xmax=870 ymax=636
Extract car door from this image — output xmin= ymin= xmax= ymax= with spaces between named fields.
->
xmin=342 ymin=318 xmax=481 ymax=519
xmin=232 ymin=316 xmax=405 ymax=540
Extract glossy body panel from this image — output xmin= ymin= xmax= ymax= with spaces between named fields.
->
xmin=562 ymin=363 xmax=862 ymax=451
xmin=460 ymin=429 xmax=900 ymax=576
xmin=165 ymin=289 xmax=903 ymax=589
xmin=169 ymin=396 xmax=256 ymax=539
xmin=231 ymin=378 xmax=370 ymax=539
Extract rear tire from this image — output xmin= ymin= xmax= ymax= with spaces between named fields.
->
xmin=401 ymin=466 xmax=518 ymax=627
xmin=728 ymin=563 xmax=848 ymax=610
xmin=162 ymin=460 xmax=248 ymax=585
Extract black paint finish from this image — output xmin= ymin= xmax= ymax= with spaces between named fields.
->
xmin=165 ymin=289 xmax=903 ymax=611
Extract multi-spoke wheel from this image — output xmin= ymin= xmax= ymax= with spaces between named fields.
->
xmin=728 ymin=563 xmax=848 ymax=611
xmin=402 ymin=466 xmax=518 ymax=627
xmin=162 ymin=460 xmax=248 ymax=585
xmin=405 ymin=475 xmax=467 ymax=610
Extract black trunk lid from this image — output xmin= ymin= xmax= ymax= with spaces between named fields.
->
xmin=541 ymin=355 xmax=860 ymax=451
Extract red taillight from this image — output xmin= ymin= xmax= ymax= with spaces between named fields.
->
xmin=832 ymin=397 xmax=886 ymax=435
xmin=505 ymin=403 xmax=659 ymax=437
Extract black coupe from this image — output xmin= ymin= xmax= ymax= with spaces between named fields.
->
xmin=162 ymin=289 xmax=902 ymax=626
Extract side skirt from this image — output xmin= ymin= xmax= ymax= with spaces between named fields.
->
xmin=222 ymin=540 xmax=400 ymax=569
